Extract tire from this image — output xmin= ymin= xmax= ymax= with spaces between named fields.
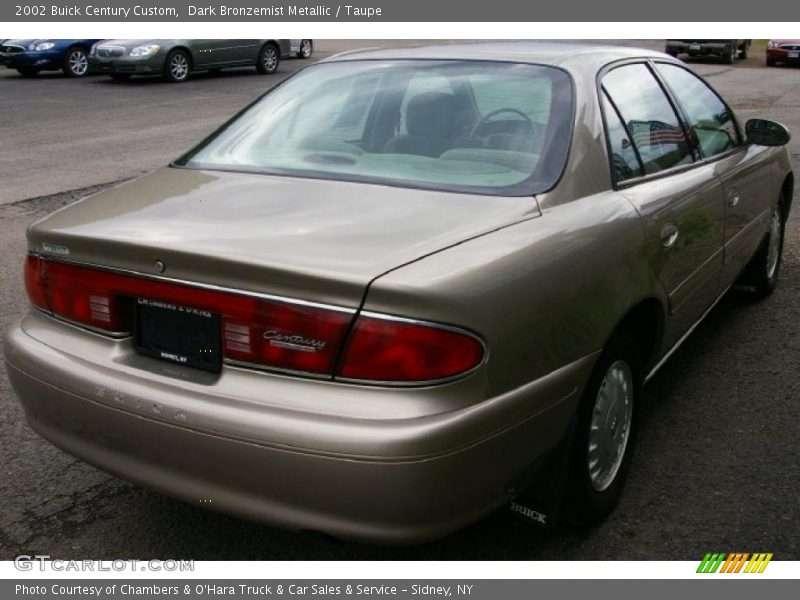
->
xmin=766 ymin=56 xmax=777 ymax=67
xmin=63 ymin=46 xmax=89 ymax=77
xmin=109 ymin=73 xmax=132 ymax=81
xmin=564 ymin=334 xmax=641 ymax=526
xmin=296 ymin=39 xmax=313 ymax=59
xmin=257 ymin=43 xmax=280 ymax=74
xmin=16 ymin=67 xmax=39 ymax=77
xmin=723 ymin=43 xmax=736 ymax=64
xmin=739 ymin=43 xmax=748 ymax=59
xmin=739 ymin=202 xmax=785 ymax=297
xmin=163 ymin=49 xmax=191 ymax=83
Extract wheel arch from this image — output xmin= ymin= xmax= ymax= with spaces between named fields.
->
xmin=168 ymin=46 xmax=193 ymax=69
xmin=606 ymin=296 xmax=666 ymax=375
xmin=780 ymin=172 xmax=794 ymax=220
xmin=261 ymin=40 xmax=281 ymax=54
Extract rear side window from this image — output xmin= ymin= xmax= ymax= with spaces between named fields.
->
xmin=601 ymin=92 xmax=643 ymax=181
xmin=601 ymin=63 xmax=693 ymax=176
xmin=655 ymin=63 xmax=741 ymax=158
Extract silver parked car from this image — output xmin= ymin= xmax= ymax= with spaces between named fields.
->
xmin=89 ymin=39 xmax=293 ymax=82
xmin=6 ymin=43 xmax=793 ymax=543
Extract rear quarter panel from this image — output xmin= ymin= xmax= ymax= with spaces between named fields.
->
xmin=363 ymin=189 xmax=662 ymax=402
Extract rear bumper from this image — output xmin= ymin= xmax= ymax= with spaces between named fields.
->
xmin=5 ymin=311 xmax=592 ymax=543
xmin=767 ymin=48 xmax=800 ymax=62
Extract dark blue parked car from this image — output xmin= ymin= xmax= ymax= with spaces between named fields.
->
xmin=0 ymin=39 xmax=103 ymax=77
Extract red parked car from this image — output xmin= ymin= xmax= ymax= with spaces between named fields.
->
xmin=767 ymin=39 xmax=800 ymax=66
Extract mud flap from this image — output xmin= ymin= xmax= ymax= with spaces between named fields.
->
xmin=505 ymin=417 xmax=576 ymax=530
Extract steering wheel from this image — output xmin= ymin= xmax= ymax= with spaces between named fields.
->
xmin=470 ymin=108 xmax=536 ymax=140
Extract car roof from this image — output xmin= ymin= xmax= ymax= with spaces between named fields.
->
xmin=323 ymin=41 xmax=668 ymax=68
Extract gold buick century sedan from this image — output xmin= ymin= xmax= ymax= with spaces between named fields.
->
xmin=6 ymin=43 xmax=793 ymax=543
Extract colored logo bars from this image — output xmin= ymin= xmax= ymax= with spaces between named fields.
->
xmin=697 ymin=552 xmax=773 ymax=573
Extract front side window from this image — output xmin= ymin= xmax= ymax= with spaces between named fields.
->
xmin=602 ymin=63 xmax=693 ymax=176
xmin=656 ymin=63 xmax=741 ymax=158
xmin=177 ymin=60 xmax=574 ymax=196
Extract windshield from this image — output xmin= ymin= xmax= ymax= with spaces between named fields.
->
xmin=177 ymin=60 xmax=574 ymax=196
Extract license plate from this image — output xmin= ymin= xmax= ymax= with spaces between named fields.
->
xmin=689 ymin=44 xmax=701 ymax=51
xmin=789 ymin=52 xmax=799 ymax=58
xmin=135 ymin=298 xmax=221 ymax=372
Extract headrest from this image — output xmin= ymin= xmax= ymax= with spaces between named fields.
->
xmin=405 ymin=91 xmax=459 ymax=138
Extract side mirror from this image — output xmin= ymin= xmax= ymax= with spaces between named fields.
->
xmin=746 ymin=118 xmax=791 ymax=146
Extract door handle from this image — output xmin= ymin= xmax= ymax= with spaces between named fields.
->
xmin=660 ymin=222 xmax=680 ymax=249
xmin=728 ymin=189 xmax=740 ymax=208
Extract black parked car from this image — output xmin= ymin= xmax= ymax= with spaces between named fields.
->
xmin=665 ymin=39 xmax=751 ymax=64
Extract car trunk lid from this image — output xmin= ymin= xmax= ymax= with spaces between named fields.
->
xmin=28 ymin=167 xmax=540 ymax=308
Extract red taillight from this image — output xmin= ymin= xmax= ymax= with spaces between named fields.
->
xmin=25 ymin=255 xmax=485 ymax=383
xmin=221 ymin=302 xmax=351 ymax=374
xmin=337 ymin=315 xmax=485 ymax=383
xmin=24 ymin=256 xmax=351 ymax=374
xmin=24 ymin=255 xmax=48 ymax=311
xmin=43 ymin=260 xmax=132 ymax=331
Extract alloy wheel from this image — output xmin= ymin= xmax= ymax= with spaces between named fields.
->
xmin=587 ymin=360 xmax=634 ymax=492
xmin=68 ymin=49 xmax=88 ymax=76
xmin=170 ymin=53 xmax=189 ymax=81
xmin=263 ymin=47 xmax=278 ymax=72
xmin=766 ymin=205 xmax=782 ymax=280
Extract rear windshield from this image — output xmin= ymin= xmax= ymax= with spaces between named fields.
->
xmin=177 ymin=60 xmax=574 ymax=196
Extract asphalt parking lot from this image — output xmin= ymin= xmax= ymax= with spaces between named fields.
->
xmin=1 ymin=40 xmax=799 ymax=560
